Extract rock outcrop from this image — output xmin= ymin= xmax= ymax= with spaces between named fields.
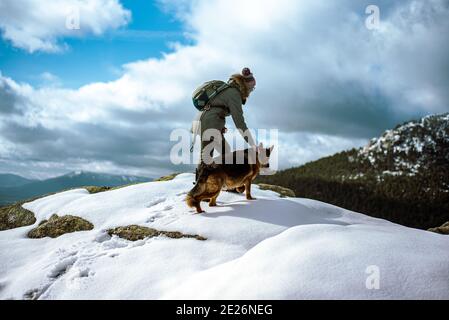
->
xmin=257 ymin=183 xmax=295 ymax=198
xmin=154 ymin=173 xmax=180 ymax=182
xmin=28 ymin=214 xmax=94 ymax=238
xmin=428 ymin=222 xmax=449 ymax=235
xmin=0 ymin=203 xmax=36 ymax=231
xmin=107 ymin=225 xmax=206 ymax=241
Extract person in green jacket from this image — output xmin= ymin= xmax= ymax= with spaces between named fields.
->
xmin=195 ymin=67 xmax=257 ymax=181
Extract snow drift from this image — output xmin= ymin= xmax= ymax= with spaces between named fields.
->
xmin=0 ymin=173 xmax=448 ymax=299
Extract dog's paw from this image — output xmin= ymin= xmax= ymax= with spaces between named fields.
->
xmin=246 ymin=197 xmax=257 ymax=201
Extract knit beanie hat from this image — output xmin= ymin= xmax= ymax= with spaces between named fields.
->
xmin=242 ymin=67 xmax=256 ymax=89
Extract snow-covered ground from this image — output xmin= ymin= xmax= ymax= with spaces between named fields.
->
xmin=1 ymin=173 xmax=448 ymax=299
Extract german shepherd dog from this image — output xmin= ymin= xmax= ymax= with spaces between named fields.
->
xmin=186 ymin=143 xmax=274 ymax=213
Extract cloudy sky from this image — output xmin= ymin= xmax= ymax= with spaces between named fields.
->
xmin=0 ymin=0 xmax=448 ymax=179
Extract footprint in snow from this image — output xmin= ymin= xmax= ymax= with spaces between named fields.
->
xmin=23 ymin=252 xmax=79 ymax=300
xmin=145 ymin=202 xmax=174 ymax=223
xmin=146 ymin=197 xmax=166 ymax=208
xmin=48 ymin=256 xmax=77 ymax=279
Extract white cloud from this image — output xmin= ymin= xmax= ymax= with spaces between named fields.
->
xmin=0 ymin=0 xmax=131 ymax=52
xmin=1 ymin=0 xmax=449 ymax=178
xmin=39 ymin=72 xmax=62 ymax=88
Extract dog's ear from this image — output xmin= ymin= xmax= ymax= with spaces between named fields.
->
xmin=257 ymin=142 xmax=264 ymax=152
xmin=265 ymin=145 xmax=274 ymax=156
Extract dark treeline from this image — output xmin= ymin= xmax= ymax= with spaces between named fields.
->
xmin=256 ymin=149 xmax=449 ymax=230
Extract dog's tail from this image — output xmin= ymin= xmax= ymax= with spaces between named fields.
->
xmin=185 ymin=192 xmax=197 ymax=209
xmin=185 ymin=179 xmax=205 ymax=209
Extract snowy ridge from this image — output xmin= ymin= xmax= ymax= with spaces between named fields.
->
xmin=64 ymin=170 xmax=143 ymax=182
xmin=357 ymin=113 xmax=449 ymax=176
xmin=0 ymin=173 xmax=448 ymax=299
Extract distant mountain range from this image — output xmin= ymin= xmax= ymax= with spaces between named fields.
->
xmin=0 ymin=171 xmax=151 ymax=206
xmin=0 ymin=174 xmax=36 ymax=188
xmin=257 ymin=113 xmax=449 ymax=229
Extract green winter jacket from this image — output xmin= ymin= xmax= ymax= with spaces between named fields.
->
xmin=200 ymin=86 xmax=256 ymax=146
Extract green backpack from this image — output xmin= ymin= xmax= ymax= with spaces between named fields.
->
xmin=192 ymin=80 xmax=229 ymax=111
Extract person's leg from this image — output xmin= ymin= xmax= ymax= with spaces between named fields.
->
xmin=195 ymin=137 xmax=217 ymax=183
xmin=196 ymin=132 xmax=229 ymax=182
xmin=219 ymin=133 xmax=231 ymax=164
xmin=200 ymin=133 xmax=228 ymax=164
xmin=217 ymin=134 xmax=239 ymax=193
xmin=201 ymin=139 xmax=215 ymax=163
xmin=195 ymin=139 xmax=212 ymax=183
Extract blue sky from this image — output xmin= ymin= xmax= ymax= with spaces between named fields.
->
xmin=0 ymin=0 xmax=186 ymax=88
